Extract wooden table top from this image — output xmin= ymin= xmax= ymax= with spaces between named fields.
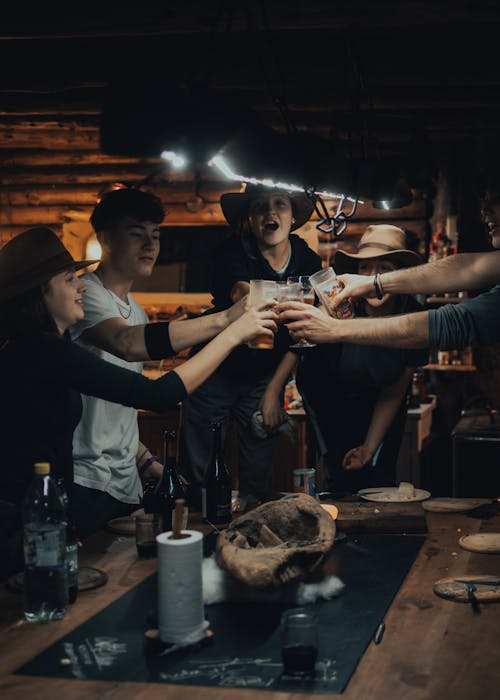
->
xmin=1 ymin=502 xmax=500 ymax=700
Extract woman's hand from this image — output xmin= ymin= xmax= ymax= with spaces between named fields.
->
xmin=342 ymin=444 xmax=374 ymax=471
xmin=225 ymin=293 xmax=249 ymax=325
xmin=225 ymin=302 xmax=278 ymax=346
xmin=331 ymin=273 xmax=375 ymax=310
xmin=278 ymin=301 xmax=342 ymax=345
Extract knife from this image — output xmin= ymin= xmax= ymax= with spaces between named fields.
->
xmin=455 ymin=578 xmax=500 ymax=587
xmin=456 ymin=580 xmax=481 ymax=613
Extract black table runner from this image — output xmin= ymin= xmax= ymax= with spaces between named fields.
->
xmin=16 ymin=533 xmax=424 ymax=694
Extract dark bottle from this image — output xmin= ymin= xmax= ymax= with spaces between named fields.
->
xmin=154 ymin=430 xmax=186 ymax=533
xmin=202 ymin=422 xmax=232 ymax=525
xmin=55 ymin=477 xmax=79 ymax=604
xmin=142 ymin=477 xmax=159 ymax=514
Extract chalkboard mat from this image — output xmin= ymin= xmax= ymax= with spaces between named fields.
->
xmin=16 ymin=534 xmax=424 ymax=694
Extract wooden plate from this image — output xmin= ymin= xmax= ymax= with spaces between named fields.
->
xmin=358 ymin=487 xmax=431 ymax=503
xmin=6 ymin=566 xmax=108 ymax=594
xmin=459 ymin=533 xmax=500 ymax=553
xmin=106 ymin=508 xmax=144 ymax=535
xmin=433 ymin=575 xmax=500 ymax=603
xmin=422 ymin=498 xmax=485 ymax=513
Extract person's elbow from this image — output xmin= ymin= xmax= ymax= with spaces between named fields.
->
xmin=109 ymin=329 xmax=146 ymax=362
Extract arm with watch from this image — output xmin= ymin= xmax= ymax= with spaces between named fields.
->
xmin=331 ymin=250 xmax=500 ymax=310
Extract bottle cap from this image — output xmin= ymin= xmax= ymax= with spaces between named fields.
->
xmin=34 ymin=462 xmax=50 ymax=475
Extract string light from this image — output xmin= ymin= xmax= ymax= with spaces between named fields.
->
xmin=160 ymin=150 xmax=187 ymax=169
xmin=208 ymin=155 xmax=362 ymax=204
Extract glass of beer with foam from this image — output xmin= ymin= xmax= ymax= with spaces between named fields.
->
xmin=248 ymin=279 xmax=278 ymax=349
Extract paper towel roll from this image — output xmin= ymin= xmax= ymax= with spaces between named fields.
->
xmin=156 ymin=530 xmax=208 ymax=645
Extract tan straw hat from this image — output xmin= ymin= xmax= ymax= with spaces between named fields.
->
xmin=0 ymin=227 xmax=98 ymax=302
xmin=334 ymin=224 xmax=422 ymax=274
xmin=220 ymin=183 xmax=314 ymax=232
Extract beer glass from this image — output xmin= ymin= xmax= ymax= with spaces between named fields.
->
xmin=309 ymin=266 xmax=353 ymax=319
xmin=286 ymin=276 xmax=316 ymax=348
xmin=281 ymin=607 xmax=318 ymax=677
xmin=248 ymin=279 xmax=278 ymax=349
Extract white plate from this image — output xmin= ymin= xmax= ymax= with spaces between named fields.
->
xmin=358 ymin=487 xmax=431 ymax=503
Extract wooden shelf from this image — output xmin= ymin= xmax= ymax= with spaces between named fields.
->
xmin=423 ymin=363 xmax=476 ymax=372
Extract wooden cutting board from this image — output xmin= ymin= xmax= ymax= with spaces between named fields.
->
xmin=433 ymin=574 xmax=500 ymax=603
xmin=422 ymin=498 xmax=485 ymax=513
xmin=334 ymin=499 xmax=427 ymax=533
xmin=106 ymin=508 xmax=144 ymax=535
xmin=458 ymin=533 xmax=500 ymax=553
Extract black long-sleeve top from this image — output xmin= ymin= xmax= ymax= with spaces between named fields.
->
xmin=0 ymin=332 xmax=186 ymax=509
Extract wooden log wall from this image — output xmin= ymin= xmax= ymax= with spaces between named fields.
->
xmin=0 ymin=114 xmax=429 ymax=261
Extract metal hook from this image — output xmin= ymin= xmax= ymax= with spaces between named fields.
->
xmin=311 ymin=192 xmax=359 ymax=237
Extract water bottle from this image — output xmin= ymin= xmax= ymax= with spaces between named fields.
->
xmin=55 ymin=477 xmax=79 ymax=605
xmin=22 ymin=462 xmax=68 ymax=623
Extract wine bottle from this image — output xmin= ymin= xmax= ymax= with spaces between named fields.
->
xmin=154 ymin=430 xmax=186 ymax=533
xmin=202 ymin=422 xmax=232 ymax=525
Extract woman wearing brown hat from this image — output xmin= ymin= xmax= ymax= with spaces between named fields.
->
xmin=178 ymin=184 xmax=321 ymax=511
xmin=291 ymin=225 xmax=429 ymax=493
xmin=0 ymin=227 xmax=277 ymax=576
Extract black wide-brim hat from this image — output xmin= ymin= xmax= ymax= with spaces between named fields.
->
xmin=220 ymin=184 xmax=314 ymax=231
xmin=0 ymin=226 xmax=98 ymax=302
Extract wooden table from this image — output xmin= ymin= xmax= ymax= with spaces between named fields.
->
xmin=1 ymin=503 xmax=500 ymax=699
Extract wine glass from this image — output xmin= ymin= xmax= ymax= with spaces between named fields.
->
xmin=286 ymin=276 xmax=316 ymax=348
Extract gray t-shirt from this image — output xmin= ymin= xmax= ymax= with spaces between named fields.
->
xmin=69 ymin=272 xmax=148 ymax=504
xmin=429 ymin=284 xmax=500 ymax=349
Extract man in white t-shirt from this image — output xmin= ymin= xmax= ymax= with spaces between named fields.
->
xmin=70 ymin=187 xmax=248 ymax=536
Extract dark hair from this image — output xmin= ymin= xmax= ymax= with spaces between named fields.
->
xmin=90 ymin=187 xmax=165 ymax=233
xmin=0 ymin=283 xmax=58 ymax=341
xmin=235 ymin=216 xmax=258 ymax=259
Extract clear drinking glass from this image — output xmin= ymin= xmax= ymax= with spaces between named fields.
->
xmin=281 ymin=607 xmax=319 ymax=677
xmin=135 ymin=513 xmax=158 ymax=558
xmin=248 ymin=279 xmax=278 ymax=349
xmin=286 ymin=276 xmax=316 ymax=348
xmin=309 ymin=267 xmax=353 ymax=319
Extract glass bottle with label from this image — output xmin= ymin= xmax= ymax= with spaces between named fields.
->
xmin=22 ymin=462 xmax=68 ymax=622
xmin=202 ymin=422 xmax=232 ymax=526
xmin=55 ymin=477 xmax=79 ymax=604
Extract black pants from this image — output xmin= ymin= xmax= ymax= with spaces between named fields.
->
xmin=71 ymin=484 xmax=137 ymax=539
xmin=179 ymin=370 xmax=280 ymax=502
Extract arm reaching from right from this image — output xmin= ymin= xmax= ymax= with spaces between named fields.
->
xmin=331 ymin=250 xmax=500 ymax=310
xmin=278 ymin=301 xmax=429 ymax=349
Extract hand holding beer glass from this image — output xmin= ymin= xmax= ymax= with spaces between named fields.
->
xmin=286 ymin=276 xmax=316 ymax=348
xmin=248 ymin=280 xmax=278 ymax=349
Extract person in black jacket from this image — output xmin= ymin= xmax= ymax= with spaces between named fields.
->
xmin=0 ymin=226 xmax=277 ymax=576
xmin=179 ymin=184 xmax=321 ymax=511
xmin=288 ymin=225 xmax=429 ymax=493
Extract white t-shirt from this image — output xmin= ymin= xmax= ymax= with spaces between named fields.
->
xmin=69 ymin=272 xmax=148 ymax=504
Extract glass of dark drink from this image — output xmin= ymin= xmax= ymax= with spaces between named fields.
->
xmin=135 ymin=512 xmax=158 ymax=558
xmin=280 ymin=607 xmax=319 ymax=677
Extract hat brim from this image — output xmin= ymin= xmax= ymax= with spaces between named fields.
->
xmin=220 ymin=189 xmax=314 ymax=231
xmin=0 ymin=258 xmax=98 ymax=302
xmin=334 ymin=248 xmax=422 ymax=275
